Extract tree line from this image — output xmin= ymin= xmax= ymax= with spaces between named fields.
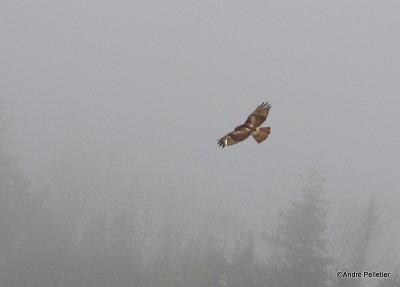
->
xmin=0 ymin=106 xmax=398 ymax=287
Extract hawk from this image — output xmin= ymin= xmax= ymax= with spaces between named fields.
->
xmin=218 ymin=102 xmax=271 ymax=148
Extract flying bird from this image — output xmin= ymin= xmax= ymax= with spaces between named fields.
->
xmin=218 ymin=102 xmax=271 ymax=148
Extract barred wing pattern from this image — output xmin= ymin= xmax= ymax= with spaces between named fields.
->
xmin=218 ymin=102 xmax=271 ymax=148
xmin=217 ymin=126 xmax=252 ymax=148
xmin=245 ymin=102 xmax=271 ymax=128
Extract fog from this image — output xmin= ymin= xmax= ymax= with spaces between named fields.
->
xmin=1 ymin=1 xmax=400 ymax=286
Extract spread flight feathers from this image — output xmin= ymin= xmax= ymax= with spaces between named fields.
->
xmin=218 ymin=102 xmax=271 ymax=148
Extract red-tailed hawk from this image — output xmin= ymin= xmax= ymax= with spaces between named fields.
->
xmin=218 ymin=102 xmax=271 ymax=148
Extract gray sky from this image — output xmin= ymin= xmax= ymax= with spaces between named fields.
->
xmin=1 ymin=0 xmax=400 ymax=226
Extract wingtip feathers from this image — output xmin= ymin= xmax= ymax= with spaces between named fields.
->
xmin=257 ymin=102 xmax=271 ymax=109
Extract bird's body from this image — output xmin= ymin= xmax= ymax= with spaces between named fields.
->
xmin=218 ymin=102 xmax=271 ymax=148
xmin=235 ymin=124 xmax=253 ymax=132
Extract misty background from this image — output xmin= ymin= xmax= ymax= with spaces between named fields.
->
xmin=1 ymin=1 xmax=400 ymax=286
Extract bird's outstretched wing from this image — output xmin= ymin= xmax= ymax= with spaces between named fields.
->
xmin=244 ymin=102 xmax=271 ymax=128
xmin=217 ymin=127 xmax=252 ymax=148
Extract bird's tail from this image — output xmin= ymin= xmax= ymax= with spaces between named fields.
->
xmin=252 ymin=127 xmax=270 ymax=143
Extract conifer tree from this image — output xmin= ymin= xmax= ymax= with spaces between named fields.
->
xmin=265 ymin=170 xmax=331 ymax=287
xmin=0 ymin=100 xmax=68 ymax=286
xmin=336 ymin=197 xmax=379 ymax=287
